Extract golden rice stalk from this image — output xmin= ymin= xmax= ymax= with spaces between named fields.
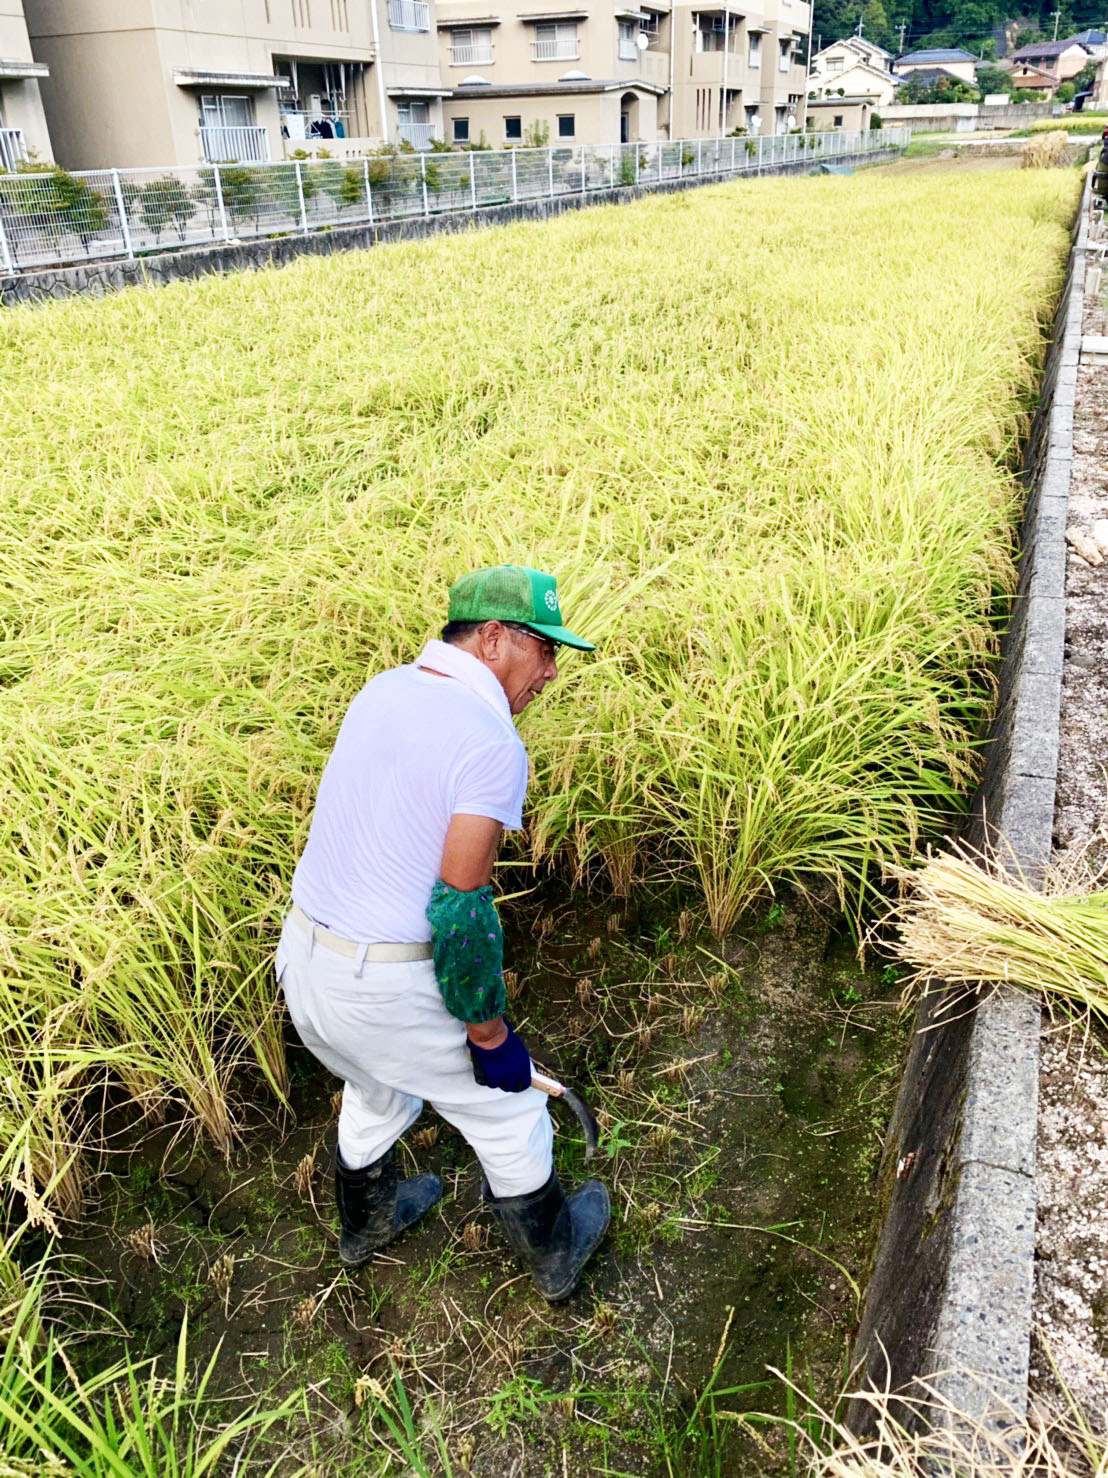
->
xmin=772 ymin=1367 xmax=1108 ymax=1476
xmin=1023 ymin=131 xmax=1069 ymax=169
xmin=889 ymin=845 xmax=1108 ymax=1018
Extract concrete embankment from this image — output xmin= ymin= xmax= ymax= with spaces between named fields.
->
xmin=850 ymin=172 xmax=1089 ymax=1432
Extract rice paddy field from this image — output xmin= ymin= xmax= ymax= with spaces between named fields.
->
xmin=0 ymin=163 xmax=1085 ymax=1471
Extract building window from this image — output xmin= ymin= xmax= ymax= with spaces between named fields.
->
xmin=695 ymin=14 xmax=726 ymax=53
xmin=450 ymin=26 xmax=494 ymax=63
xmin=453 ymin=116 xmax=470 ymax=143
xmin=396 ymin=101 xmax=433 ymax=148
xmin=200 ymin=94 xmax=256 ymax=129
xmin=388 ymin=0 xmax=431 ymax=31
xmin=827 ymin=55 xmax=843 ymax=72
xmin=504 ymin=114 xmax=522 ymax=140
xmin=748 ymin=32 xmax=761 ymax=66
xmin=619 ymin=19 xmax=639 ymax=59
xmin=557 ymin=113 xmax=575 ymax=138
xmin=833 ymin=113 xmax=843 ymax=125
xmin=532 ymin=21 xmax=578 ymax=60
xmin=779 ymin=39 xmax=791 ymax=72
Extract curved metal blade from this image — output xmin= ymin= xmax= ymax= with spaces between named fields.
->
xmin=531 ymin=1070 xmax=601 ymax=1160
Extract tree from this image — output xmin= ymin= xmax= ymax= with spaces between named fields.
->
xmin=1056 ymin=79 xmax=1076 ymax=101
xmin=976 ymin=63 xmax=1013 ymax=93
xmin=138 ymin=177 xmax=196 ymax=243
xmin=7 ymin=165 xmax=108 ymax=254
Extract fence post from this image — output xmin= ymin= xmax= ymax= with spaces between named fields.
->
xmin=364 ymin=156 xmax=374 ymax=225
xmin=0 ymin=211 xmax=13 ymax=276
xmin=469 ymin=150 xmax=477 ymax=210
xmin=511 ymin=149 xmax=518 ymax=203
xmin=212 ymin=165 xmax=232 ymax=242
xmin=420 ymin=153 xmax=429 ymax=217
xmin=547 ymin=146 xmax=554 ymax=199
xmin=293 ymin=160 xmax=309 ymax=234
xmin=110 ymin=169 xmax=134 ymax=259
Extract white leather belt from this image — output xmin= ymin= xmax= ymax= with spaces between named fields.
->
xmin=288 ymin=903 xmax=433 ymax=962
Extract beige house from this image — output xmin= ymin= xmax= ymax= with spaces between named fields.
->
xmin=805 ymin=93 xmax=870 ymax=129
xmin=1007 ymin=38 xmax=1091 ymax=91
xmin=22 ymin=0 xmax=446 ymax=169
xmin=0 ymin=0 xmax=51 ymax=168
xmin=894 ymin=47 xmax=977 ymax=84
xmin=809 ymin=36 xmax=897 ymax=106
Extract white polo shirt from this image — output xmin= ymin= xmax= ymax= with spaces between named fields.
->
xmin=290 ymin=639 xmax=529 ymax=944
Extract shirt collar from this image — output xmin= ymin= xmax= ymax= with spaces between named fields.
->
xmin=414 ymin=639 xmax=516 ymax=732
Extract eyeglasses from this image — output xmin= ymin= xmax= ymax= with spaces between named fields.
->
xmin=504 ymin=623 xmax=558 ymax=661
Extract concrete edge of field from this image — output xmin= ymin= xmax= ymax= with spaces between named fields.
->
xmin=0 ymin=142 xmax=903 ymax=307
xmin=848 ymin=168 xmax=1090 ymax=1433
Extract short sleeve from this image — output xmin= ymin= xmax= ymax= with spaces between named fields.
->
xmin=451 ymin=739 xmax=529 ymax=830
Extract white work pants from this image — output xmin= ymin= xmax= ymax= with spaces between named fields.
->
xmin=276 ymin=914 xmax=554 ymax=1198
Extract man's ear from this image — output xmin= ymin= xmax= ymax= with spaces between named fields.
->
xmin=479 ymin=621 xmax=505 ymax=660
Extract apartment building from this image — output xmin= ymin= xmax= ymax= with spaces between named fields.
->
xmin=11 ymin=0 xmax=811 ymax=169
xmin=436 ymin=0 xmax=670 ymax=146
xmin=667 ymin=0 xmax=810 ymax=139
xmin=437 ymin=0 xmax=808 ymax=144
xmin=0 ymin=0 xmax=52 ymax=168
xmin=21 ymin=0 xmax=446 ymax=169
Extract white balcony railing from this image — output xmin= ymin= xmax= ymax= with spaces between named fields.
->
xmin=0 ymin=127 xmax=26 ymax=173
xmin=396 ymin=120 xmax=436 ymax=149
xmin=618 ymin=34 xmax=639 ymax=59
xmin=450 ymin=41 xmax=494 ymax=64
xmin=199 ymin=125 xmax=270 ymax=163
xmin=531 ymin=37 xmax=579 ymax=59
xmin=389 ymin=0 xmax=430 ymax=29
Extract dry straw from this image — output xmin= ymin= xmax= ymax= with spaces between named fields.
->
xmin=0 ymin=167 xmax=1081 ymax=1219
xmin=889 ymin=845 xmax=1108 ymax=1020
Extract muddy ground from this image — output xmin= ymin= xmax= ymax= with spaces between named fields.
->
xmin=53 ymin=884 xmax=905 ymax=1476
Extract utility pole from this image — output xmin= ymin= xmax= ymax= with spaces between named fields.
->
xmin=897 ymin=19 xmax=908 ymax=51
xmin=1052 ymin=7 xmax=1061 ymax=39
xmin=856 ymin=13 xmax=865 ymax=36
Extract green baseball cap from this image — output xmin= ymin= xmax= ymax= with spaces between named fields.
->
xmin=447 ymin=565 xmax=595 ymax=651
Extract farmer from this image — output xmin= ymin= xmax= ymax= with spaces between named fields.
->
xmin=276 ymin=565 xmax=610 ymax=1301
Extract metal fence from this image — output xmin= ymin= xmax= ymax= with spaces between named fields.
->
xmin=0 ymin=130 xmax=907 ymax=277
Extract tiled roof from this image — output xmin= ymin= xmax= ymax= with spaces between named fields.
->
xmin=896 ymin=47 xmax=977 ymax=63
xmin=1012 ymin=38 xmax=1085 ymax=59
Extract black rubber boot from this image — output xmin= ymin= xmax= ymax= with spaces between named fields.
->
xmin=488 ymin=1170 xmax=610 ymax=1301
xmin=334 ymin=1145 xmax=442 ymax=1268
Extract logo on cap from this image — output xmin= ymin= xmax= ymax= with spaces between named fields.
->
xmin=544 ymin=590 xmax=558 ymax=611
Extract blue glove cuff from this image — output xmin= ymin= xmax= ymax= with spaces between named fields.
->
xmin=467 ymin=1021 xmax=532 ymax=1094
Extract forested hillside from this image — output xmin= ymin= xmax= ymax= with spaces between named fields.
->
xmin=813 ymin=0 xmax=1106 ymax=58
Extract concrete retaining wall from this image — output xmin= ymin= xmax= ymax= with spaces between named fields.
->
xmin=882 ymin=102 xmax=1056 ymax=132
xmin=850 ymin=173 xmax=1089 ymax=1430
xmin=0 ymin=145 xmax=902 ymax=307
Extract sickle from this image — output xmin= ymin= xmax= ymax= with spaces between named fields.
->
xmin=530 ymin=1070 xmax=601 ymax=1160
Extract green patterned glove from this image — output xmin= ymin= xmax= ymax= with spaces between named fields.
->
xmin=426 ymin=880 xmax=508 ymax=1024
